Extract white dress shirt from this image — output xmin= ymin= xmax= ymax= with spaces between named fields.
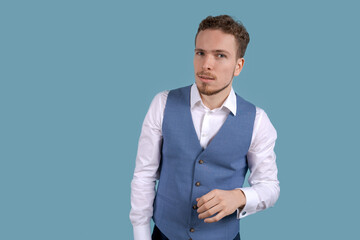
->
xmin=130 ymin=84 xmax=279 ymax=240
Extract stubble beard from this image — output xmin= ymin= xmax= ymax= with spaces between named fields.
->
xmin=198 ymin=79 xmax=233 ymax=96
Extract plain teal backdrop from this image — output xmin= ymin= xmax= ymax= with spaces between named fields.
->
xmin=1 ymin=0 xmax=359 ymax=239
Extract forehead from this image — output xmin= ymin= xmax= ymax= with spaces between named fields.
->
xmin=195 ymin=29 xmax=237 ymax=55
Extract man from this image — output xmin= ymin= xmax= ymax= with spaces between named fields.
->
xmin=130 ymin=15 xmax=279 ymax=240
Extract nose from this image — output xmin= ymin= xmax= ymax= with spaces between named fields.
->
xmin=202 ymin=55 xmax=214 ymax=70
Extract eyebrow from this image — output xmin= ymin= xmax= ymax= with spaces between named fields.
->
xmin=194 ymin=48 xmax=231 ymax=55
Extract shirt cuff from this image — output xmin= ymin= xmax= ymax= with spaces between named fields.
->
xmin=236 ymin=187 xmax=260 ymax=219
xmin=133 ymin=224 xmax=151 ymax=240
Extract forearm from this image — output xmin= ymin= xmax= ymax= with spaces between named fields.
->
xmin=129 ymin=91 xmax=167 ymax=239
xmin=130 ymin=141 xmax=160 ymax=239
xmin=238 ymin=179 xmax=280 ymax=218
xmin=237 ymin=107 xmax=280 ymax=218
xmin=130 ymin=134 xmax=161 ymax=238
xmin=130 ymin=174 xmax=157 ymax=224
xmin=130 ymin=174 xmax=156 ymax=240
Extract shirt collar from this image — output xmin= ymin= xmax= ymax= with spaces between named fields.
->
xmin=190 ymin=83 xmax=237 ymax=116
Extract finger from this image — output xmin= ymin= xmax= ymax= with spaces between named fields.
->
xmin=197 ymin=190 xmax=215 ymax=207
xmin=204 ymin=210 xmax=226 ymax=223
xmin=198 ymin=203 xmax=222 ymax=219
xmin=197 ymin=196 xmax=219 ymax=214
xmin=197 ymin=190 xmax=216 ymax=208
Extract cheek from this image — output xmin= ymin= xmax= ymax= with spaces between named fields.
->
xmin=227 ymin=64 xmax=237 ymax=74
xmin=221 ymin=66 xmax=235 ymax=76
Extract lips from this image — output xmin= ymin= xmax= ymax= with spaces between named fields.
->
xmin=198 ymin=75 xmax=215 ymax=80
xmin=197 ymin=72 xmax=216 ymax=81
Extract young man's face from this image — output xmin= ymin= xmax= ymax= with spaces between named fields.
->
xmin=194 ymin=29 xmax=244 ymax=96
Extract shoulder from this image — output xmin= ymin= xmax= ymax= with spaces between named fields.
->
xmin=142 ymin=90 xmax=170 ymax=132
xmin=234 ymin=93 xmax=256 ymax=118
xmin=150 ymin=84 xmax=192 ymax=108
xmin=167 ymin=85 xmax=192 ymax=97
xmin=255 ymin=106 xmax=265 ymax=120
xmin=151 ymin=90 xmax=169 ymax=108
xmin=252 ymin=106 xmax=277 ymax=144
xmin=254 ymin=106 xmax=275 ymax=130
xmin=234 ymin=93 xmax=269 ymax=122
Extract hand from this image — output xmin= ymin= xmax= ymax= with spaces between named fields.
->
xmin=196 ymin=189 xmax=246 ymax=223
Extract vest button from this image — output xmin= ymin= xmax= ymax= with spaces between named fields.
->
xmin=192 ymin=204 xmax=198 ymax=210
xmin=199 ymin=159 xmax=204 ymax=164
xmin=190 ymin=228 xmax=195 ymax=232
xmin=195 ymin=181 xmax=200 ymax=186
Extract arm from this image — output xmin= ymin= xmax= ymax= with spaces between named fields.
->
xmin=238 ymin=107 xmax=279 ymax=218
xmin=129 ymin=91 xmax=168 ymax=240
xmin=197 ymin=107 xmax=279 ymax=221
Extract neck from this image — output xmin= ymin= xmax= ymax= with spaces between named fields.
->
xmin=199 ymin=86 xmax=232 ymax=110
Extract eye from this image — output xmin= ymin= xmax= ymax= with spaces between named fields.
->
xmin=196 ymin=51 xmax=204 ymax=56
xmin=217 ymin=54 xmax=226 ymax=58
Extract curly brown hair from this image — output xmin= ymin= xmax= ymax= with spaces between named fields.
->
xmin=195 ymin=15 xmax=250 ymax=59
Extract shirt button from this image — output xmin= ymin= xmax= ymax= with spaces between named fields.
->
xmin=195 ymin=182 xmax=200 ymax=187
xmin=199 ymin=159 xmax=204 ymax=164
xmin=192 ymin=204 xmax=197 ymax=210
xmin=190 ymin=228 xmax=195 ymax=232
xmin=242 ymin=211 xmax=247 ymax=216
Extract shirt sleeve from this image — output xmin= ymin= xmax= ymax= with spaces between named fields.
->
xmin=129 ymin=91 xmax=168 ymax=240
xmin=237 ymin=107 xmax=280 ymax=219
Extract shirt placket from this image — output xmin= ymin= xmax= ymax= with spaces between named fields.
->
xmin=200 ymin=110 xmax=210 ymax=148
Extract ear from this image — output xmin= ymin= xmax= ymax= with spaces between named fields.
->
xmin=234 ymin=58 xmax=245 ymax=76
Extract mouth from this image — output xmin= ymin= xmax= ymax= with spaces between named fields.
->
xmin=197 ymin=73 xmax=216 ymax=82
xmin=199 ymin=75 xmax=215 ymax=80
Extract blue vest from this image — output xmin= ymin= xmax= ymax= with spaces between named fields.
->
xmin=153 ymin=85 xmax=256 ymax=240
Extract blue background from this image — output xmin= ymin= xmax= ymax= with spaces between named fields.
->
xmin=1 ymin=0 xmax=359 ymax=239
